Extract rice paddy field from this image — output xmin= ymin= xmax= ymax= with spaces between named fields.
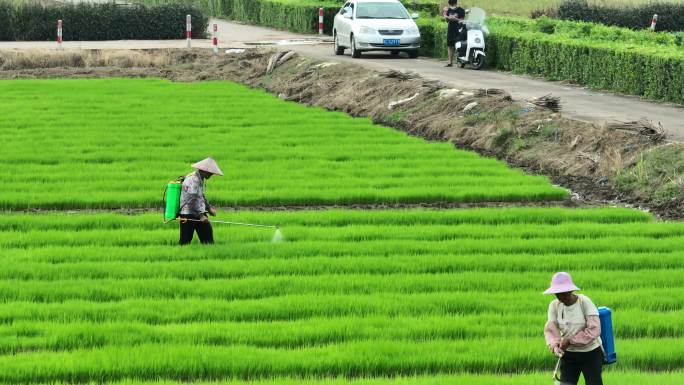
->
xmin=0 ymin=78 xmax=683 ymax=384
xmin=1 ymin=209 xmax=684 ymax=383
xmin=0 ymin=79 xmax=566 ymax=209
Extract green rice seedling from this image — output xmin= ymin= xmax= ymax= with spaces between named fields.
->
xmin=0 ymin=207 xmax=652 ymax=232
xmin=11 ymin=371 xmax=684 ymax=385
xmin=2 ymin=289 xmax=684 ymax=325
xmin=0 ymin=79 xmax=567 ymax=209
xmin=0 ymin=209 xmax=681 ymax=382
xmin=2 ymin=251 xmax=684 ymax=280
xmin=0 ymin=269 xmax=681 ymax=303
xmin=3 ymin=307 xmax=683 ymax=355
xmin=20 ymin=371 xmax=684 ymax=385
xmin=0 ymin=338 xmax=683 ymax=382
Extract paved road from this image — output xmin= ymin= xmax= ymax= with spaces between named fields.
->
xmin=2 ymin=18 xmax=682 ymax=141
xmin=210 ymin=19 xmax=684 ymax=142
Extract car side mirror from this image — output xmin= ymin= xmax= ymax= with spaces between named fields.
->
xmin=411 ymin=12 xmax=419 ymax=19
xmin=343 ymin=7 xmax=353 ymax=18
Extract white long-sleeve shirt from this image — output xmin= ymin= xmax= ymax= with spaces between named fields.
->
xmin=544 ymin=294 xmax=602 ymax=353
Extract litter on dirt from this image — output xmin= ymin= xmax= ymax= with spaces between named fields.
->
xmin=225 ymin=49 xmax=246 ymax=54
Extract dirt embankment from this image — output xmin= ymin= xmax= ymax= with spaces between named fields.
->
xmin=1 ymin=49 xmax=681 ymax=219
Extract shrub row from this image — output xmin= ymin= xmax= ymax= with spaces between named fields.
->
xmin=258 ymin=1 xmax=340 ymax=34
xmin=418 ymin=16 xmax=684 ymax=104
xmin=139 ymin=0 xmax=440 ymax=34
xmin=0 ymin=1 xmax=12 ymax=40
xmin=0 ymin=2 xmax=207 ymax=41
xmin=558 ymin=0 xmax=684 ymax=32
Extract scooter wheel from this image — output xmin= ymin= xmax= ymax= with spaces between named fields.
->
xmin=472 ymin=54 xmax=485 ymax=70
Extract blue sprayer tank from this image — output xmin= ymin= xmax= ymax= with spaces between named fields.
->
xmin=598 ymin=307 xmax=617 ymax=364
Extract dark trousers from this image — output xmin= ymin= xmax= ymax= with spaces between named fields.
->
xmin=560 ymin=347 xmax=603 ymax=385
xmin=179 ymin=214 xmax=214 ymax=245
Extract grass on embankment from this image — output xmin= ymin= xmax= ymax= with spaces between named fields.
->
xmin=616 ymin=143 xmax=684 ymax=207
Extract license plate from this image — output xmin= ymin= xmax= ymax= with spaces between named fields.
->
xmin=383 ymin=39 xmax=400 ymax=46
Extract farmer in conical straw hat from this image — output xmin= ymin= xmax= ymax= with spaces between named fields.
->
xmin=543 ymin=272 xmax=604 ymax=385
xmin=179 ymin=157 xmax=223 ymax=245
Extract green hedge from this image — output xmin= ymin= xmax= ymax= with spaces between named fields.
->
xmin=418 ymin=16 xmax=684 ymax=103
xmin=138 ymin=0 xmax=440 ymax=34
xmin=558 ymin=0 xmax=684 ymax=32
xmin=258 ymin=1 xmax=339 ymax=34
xmin=0 ymin=2 xmax=207 ymax=41
xmin=0 ymin=1 xmax=13 ymax=40
xmin=400 ymin=0 xmax=440 ymax=15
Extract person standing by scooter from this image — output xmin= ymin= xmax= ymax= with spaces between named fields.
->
xmin=543 ymin=272 xmax=604 ymax=385
xmin=443 ymin=0 xmax=465 ymax=67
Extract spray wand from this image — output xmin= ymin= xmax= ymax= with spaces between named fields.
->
xmin=178 ymin=217 xmax=284 ymax=242
xmin=552 ymin=354 xmax=563 ymax=385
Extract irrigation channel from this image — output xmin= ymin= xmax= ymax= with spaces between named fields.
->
xmin=0 ymin=49 xmax=682 ymax=385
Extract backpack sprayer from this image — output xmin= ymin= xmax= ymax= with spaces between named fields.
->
xmin=598 ymin=306 xmax=617 ymax=364
xmin=163 ymin=180 xmax=283 ymax=243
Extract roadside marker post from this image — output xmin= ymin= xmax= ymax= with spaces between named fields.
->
xmin=212 ymin=24 xmax=218 ymax=55
xmin=318 ymin=8 xmax=324 ymax=35
xmin=186 ymin=14 xmax=192 ymax=48
xmin=649 ymin=14 xmax=658 ymax=31
xmin=57 ymin=20 xmax=63 ymax=49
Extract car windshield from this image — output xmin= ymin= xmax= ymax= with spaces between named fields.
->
xmin=356 ymin=2 xmax=409 ymax=19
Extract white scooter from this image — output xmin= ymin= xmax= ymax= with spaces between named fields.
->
xmin=454 ymin=7 xmax=488 ymax=70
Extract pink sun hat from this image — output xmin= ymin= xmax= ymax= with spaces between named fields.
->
xmin=543 ymin=272 xmax=580 ymax=295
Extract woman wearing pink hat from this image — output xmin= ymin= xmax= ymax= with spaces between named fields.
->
xmin=544 ymin=272 xmax=603 ymax=385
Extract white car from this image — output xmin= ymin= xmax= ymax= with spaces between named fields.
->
xmin=333 ymin=0 xmax=421 ymax=59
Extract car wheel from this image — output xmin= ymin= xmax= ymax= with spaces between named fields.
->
xmin=351 ymin=35 xmax=361 ymax=58
xmin=334 ymin=33 xmax=345 ymax=56
xmin=407 ymin=50 xmax=419 ymax=59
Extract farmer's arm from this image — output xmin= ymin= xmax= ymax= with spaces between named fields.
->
xmin=568 ymin=315 xmax=601 ymax=345
xmin=544 ymin=320 xmax=561 ymax=347
xmin=204 ymin=195 xmax=216 ymax=216
xmin=544 ymin=301 xmax=563 ymax=355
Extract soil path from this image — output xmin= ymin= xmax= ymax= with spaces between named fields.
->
xmin=3 ymin=18 xmax=681 ymax=140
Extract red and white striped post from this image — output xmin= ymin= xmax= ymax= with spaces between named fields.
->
xmin=57 ymin=19 xmax=63 ymax=49
xmin=186 ymin=14 xmax=192 ymax=48
xmin=649 ymin=14 xmax=658 ymax=31
xmin=318 ymin=8 xmax=324 ymax=35
xmin=212 ymin=23 xmax=218 ymax=55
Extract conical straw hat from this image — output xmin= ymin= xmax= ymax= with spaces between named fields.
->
xmin=191 ymin=157 xmax=224 ymax=176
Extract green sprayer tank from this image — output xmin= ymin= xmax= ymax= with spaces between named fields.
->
xmin=164 ymin=181 xmax=182 ymax=221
